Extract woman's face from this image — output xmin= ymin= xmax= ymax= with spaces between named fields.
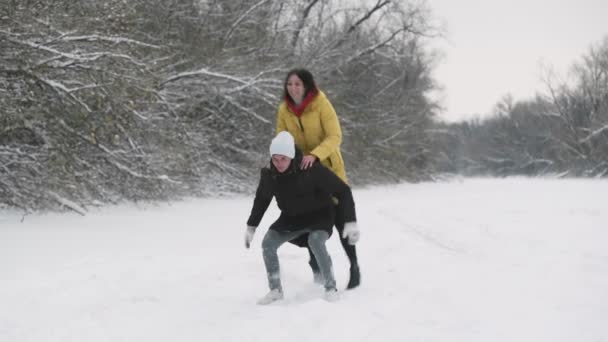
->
xmin=271 ymin=154 xmax=292 ymax=173
xmin=286 ymin=74 xmax=305 ymax=103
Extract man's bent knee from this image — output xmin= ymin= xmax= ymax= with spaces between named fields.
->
xmin=262 ymin=232 xmax=280 ymax=251
xmin=308 ymin=230 xmax=329 ymax=245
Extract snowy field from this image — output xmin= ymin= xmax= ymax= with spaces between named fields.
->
xmin=1 ymin=178 xmax=607 ymax=342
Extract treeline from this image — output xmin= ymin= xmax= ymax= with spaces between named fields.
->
xmin=3 ymin=1 xmax=605 ymax=213
xmin=0 ymin=0 xmax=439 ymax=212
xmin=434 ymin=37 xmax=608 ymax=178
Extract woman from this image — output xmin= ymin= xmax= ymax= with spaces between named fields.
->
xmin=275 ymin=68 xmax=361 ymax=289
xmin=245 ymin=131 xmax=360 ymax=304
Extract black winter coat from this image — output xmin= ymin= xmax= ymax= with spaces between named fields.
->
xmin=246 ymin=149 xmax=356 ymax=239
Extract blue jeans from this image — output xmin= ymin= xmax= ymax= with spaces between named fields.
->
xmin=262 ymin=229 xmax=336 ymax=291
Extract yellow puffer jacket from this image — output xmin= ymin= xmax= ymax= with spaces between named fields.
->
xmin=276 ymin=90 xmax=348 ymax=183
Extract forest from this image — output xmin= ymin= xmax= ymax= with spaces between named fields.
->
xmin=1 ymin=0 xmax=607 ymax=212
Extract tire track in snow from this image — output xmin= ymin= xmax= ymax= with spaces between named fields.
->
xmin=378 ymin=209 xmax=468 ymax=255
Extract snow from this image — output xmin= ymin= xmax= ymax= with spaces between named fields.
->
xmin=1 ymin=178 xmax=607 ymax=342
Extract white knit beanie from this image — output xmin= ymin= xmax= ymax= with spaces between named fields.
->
xmin=269 ymin=131 xmax=295 ymax=158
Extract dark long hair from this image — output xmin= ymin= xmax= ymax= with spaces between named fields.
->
xmin=282 ymin=68 xmax=317 ymax=102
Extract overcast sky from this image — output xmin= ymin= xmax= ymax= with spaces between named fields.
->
xmin=426 ymin=0 xmax=608 ymax=122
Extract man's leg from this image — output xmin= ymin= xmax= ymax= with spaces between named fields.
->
xmin=261 ymin=229 xmax=304 ymax=291
xmin=307 ymin=230 xmax=336 ymax=291
xmin=307 ymin=247 xmax=323 ymax=284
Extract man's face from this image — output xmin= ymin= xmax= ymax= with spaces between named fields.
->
xmin=271 ymin=154 xmax=292 ymax=173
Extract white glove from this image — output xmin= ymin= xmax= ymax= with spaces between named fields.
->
xmin=342 ymin=222 xmax=360 ymax=245
xmin=244 ymin=225 xmax=256 ymax=249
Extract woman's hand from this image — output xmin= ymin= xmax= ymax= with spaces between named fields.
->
xmin=300 ymin=155 xmax=317 ymax=169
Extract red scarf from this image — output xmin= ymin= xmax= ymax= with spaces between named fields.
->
xmin=285 ymin=88 xmax=319 ymax=117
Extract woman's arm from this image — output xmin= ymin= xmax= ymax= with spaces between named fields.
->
xmin=310 ymin=95 xmax=342 ymax=162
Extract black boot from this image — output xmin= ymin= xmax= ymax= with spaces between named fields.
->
xmin=346 ymin=264 xmax=360 ymax=289
xmin=339 ymin=237 xmax=360 ymax=289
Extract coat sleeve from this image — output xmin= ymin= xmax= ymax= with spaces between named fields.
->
xmin=246 ymin=169 xmax=274 ymax=227
xmin=276 ymin=103 xmax=287 ymax=134
xmin=312 ymin=164 xmax=356 ymax=223
xmin=310 ymin=95 xmax=342 ymax=162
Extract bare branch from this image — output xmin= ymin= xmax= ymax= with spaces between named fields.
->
xmin=38 ymin=78 xmax=92 ymax=112
xmin=61 ymin=35 xmax=162 ymax=49
xmin=290 ymin=0 xmax=321 ymax=49
xmin=333 ymin=0 xmax=391 ymax=49
xmin=223 ymin=0 xmax=272 ymax=44
xmin=344 ymin=26 xmax=407 ymax=64
xmin=47 ymin=191 xmax=87 ymax=215
xmin=580 ymin=124 xmax=608 ymax=143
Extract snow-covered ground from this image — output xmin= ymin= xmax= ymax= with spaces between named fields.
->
xmin=1 ymin=178 xmax=607 ymax=342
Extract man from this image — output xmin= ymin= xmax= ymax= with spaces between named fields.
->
xmin=245 ymin=132 xmax=360 ymax=304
